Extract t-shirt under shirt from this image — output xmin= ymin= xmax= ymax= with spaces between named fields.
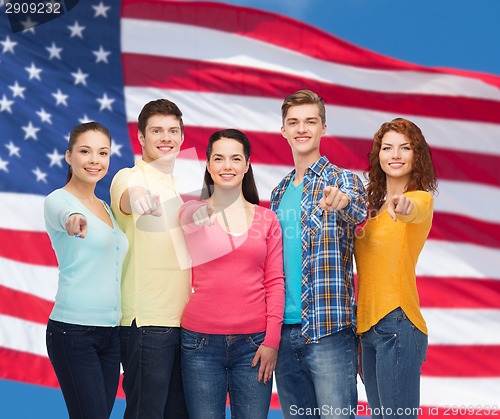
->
xmin=276 ymin=180 xmax=303 ymax=325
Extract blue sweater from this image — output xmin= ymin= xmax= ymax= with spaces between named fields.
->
xmin=44 ymin=188 xmax=128 ymax=326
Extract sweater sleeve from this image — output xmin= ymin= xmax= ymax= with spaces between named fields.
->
xmin=44 ymin=191 xmax=83 ymax=232
xmin=261 ymin=211 xmax=285 ymax=350
xmin=178 ymin=200 xmax=207 ymax=234
xmin=397 ymin=191 xmax=434 ymax=224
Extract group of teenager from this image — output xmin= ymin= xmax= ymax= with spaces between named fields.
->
xmin=44 ymin=89 xmax=437 ymax=419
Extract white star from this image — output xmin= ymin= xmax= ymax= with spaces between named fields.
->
xmin=111 ymin=139 xmax=123 ymax=157
xmin=0 ymin=157 xmax=9 ymax=173
xmin=33 ymin=167 xmax=48 ymax=183
xmin=1 ymin=36 xmax=17 ymax=54
xmin=68 ymin=21 xmax=85 ymax=38
xmin=92 ymin=2 xmax=111 ymax=17
xmin=9 ymin=81 xmax=26 ymax=99
xmin=71 ymin=68 xmax=89 ymax=86
xmin=97 ymin=93 xmax=114 ymax=111
xmin=22 ymin=122 xmax=41 ymax=140
xmin=0 ymin=94 xmax=14 ymax=113
xmin=25 ymin=62 xmax=43 ymax=81
xmin=20 ymin=16 xmax=38 ymax=33
xmin=46 ymin=42 xmax=63 ymax=59
xmin=36 ymin=107 xmax=52 ymax=124
xmin=92 ymin=46 xmax=111 ymax=63
xmin=47 ymin=148 xmax=65 ymax=167
xmin=52 ymin=89 xmax=69 ymax=106
xmin=5 ymin=141 xmax=21 ymax=157
xmin=79 ymin=114 xmax=92 ymax=123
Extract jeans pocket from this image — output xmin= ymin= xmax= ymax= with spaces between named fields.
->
xmin=181 ymin=329 xmax=206 ymax=352
xmin=48 ymin=319 xmax=95 ymax=336
xmin=247 ymin=332 xmax=266 ymax=349
xmin=373 ymin=315 xmax=399 ymax=337
xmin=142 ymin=326 xmax=174 ymax=336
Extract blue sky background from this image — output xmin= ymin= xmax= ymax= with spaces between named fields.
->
xmin=2 ymin=0 xmax=500 ymax=418
xmin=220 ymin=0 xmax=500 ymax=76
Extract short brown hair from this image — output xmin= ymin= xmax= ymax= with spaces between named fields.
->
xmin=281 ymin=89 xmax=326 ymax=125
xmin=137 ymin=99 xmax=184 ymax=136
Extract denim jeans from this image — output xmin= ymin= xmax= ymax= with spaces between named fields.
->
xmin=181 ymin=329 xmax=273 ymax=419
xmin=119 ymin=320 xmax=188 ymax=419
xmin=275 ymin=325 xmax=358 ymax=419
xmin=360 ymin=307 xmax=428 ymax=419
xmin=46 ymin=319 xmax=120 ymax=419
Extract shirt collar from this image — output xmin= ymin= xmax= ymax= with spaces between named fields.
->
xmin=308 ymin=155 xmax=329 ymax=177
xmin=136 ymin=157 xmax=175 ymax=185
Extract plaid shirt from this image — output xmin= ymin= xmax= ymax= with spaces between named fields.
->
xmin=270 ymin=156 xmax=367 ymax=343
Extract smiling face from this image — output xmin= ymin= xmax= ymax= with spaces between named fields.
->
xmin=138 ymin=114 xmax=184 ymax=163
xmin=206 ymin=137 xmax=249 ymax=190
xmin=281 ymin=103 xmax=326 ymax=162
xmin=379 ymin=130 xmax=414 ymax=183
xmin=65 ymin=130 xmax=110 ymax=185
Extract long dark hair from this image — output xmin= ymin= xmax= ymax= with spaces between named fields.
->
xmin=201 ymin=129 xmax=259 ymax=205
xmin=66 ymin=122 xmax=111 ymax=183
xmin=366 ymin=117 xmax=438 ymax=212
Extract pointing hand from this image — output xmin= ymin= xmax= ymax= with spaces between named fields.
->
xmin=319 ymin=186 xmax=349 ymax=212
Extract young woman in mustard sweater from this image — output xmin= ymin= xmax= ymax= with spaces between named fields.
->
xmin=355 ymin=118 xmax=438 ymax=419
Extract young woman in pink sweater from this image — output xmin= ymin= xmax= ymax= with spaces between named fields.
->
xmin=179 ymin=129 xmax=285 ymax=419
xmin=354 ymin=118 xmax=438 ymax=419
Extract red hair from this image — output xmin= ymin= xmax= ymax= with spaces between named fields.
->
xmin=365 ymin=118 xmax=438 ymax=212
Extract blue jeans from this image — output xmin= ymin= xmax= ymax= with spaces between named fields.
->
xmin=275 ymin=325 xmax=358 ymax=419
xmin=46 ymin=319 xmax=120 ymax=419
xmin=181 ymin=329 xmax=273 ymax=419
xmin=119 ymin=320 xmax=188 ymax=419
xmin=361 ymin=308 xmax=428 ymax=419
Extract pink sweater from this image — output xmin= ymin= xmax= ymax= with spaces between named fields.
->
xmin=179 ymin=201 xmax=285 ymax=349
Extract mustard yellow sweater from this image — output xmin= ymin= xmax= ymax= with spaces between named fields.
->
xmin=354 ymin=191 xmax=433 ymax=335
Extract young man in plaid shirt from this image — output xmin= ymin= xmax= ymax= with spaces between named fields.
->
xmin=271 ymin=89 xmax=367 ymax=419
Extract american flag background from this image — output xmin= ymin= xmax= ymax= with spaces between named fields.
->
xmin=1 ymin=0 xmax=499 ymax=417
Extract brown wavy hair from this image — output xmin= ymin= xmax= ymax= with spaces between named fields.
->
xmin=366 ymin=118 xmax=437 ymax=212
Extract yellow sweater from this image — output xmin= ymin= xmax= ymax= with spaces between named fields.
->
xmin=354 ymin=190 xmax=433 ymax=335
